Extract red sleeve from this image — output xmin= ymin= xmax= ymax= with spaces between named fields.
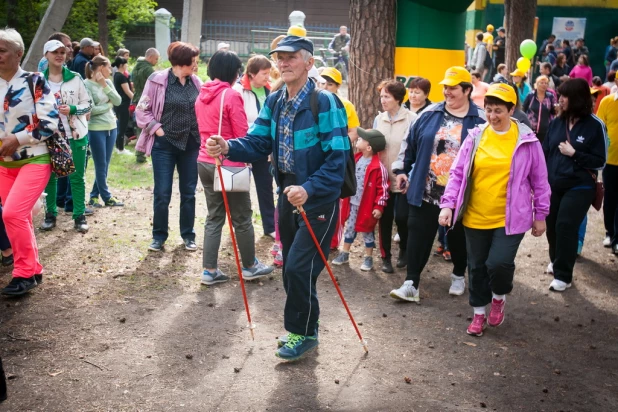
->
xmin=228 ymin=92 xmax=249 ymax=138
xmin=374 ymin=162 xmax=390 ymax=212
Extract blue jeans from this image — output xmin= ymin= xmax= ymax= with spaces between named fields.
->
xmin=578 ymin=215 xmax=587 ymax=244
xmin=89 ymin=129 xmax=117 ymax=201
xmin=151 ymin=136 xmax=198 ymax=243
xmin=251 ymin=157 xmax=275 ymax=234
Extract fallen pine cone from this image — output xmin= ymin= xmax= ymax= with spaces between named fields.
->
xmin=404 ymin=376 xmax=412 ymax=384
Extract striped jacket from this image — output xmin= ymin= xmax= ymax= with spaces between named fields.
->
xmin=226 ymin=79 xmax=349 ymax=211
xmin=341 ymin=152 xmax=389 ymax=233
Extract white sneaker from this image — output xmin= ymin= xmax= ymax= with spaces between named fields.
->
xmin=545 ymin=262 xmax=554 ymax=274
xmin=115 ymin=148 xmax=132 ymax=155
xmin=549 ymin=278 xmax=572 ymax=292
xmin=394 ymin=233 xmax=400 ymax=243
xmin=603 ymin=236 xmax=612 ymax=247
xmin=449 ymin=274 xmax=465 ymax=296
xmin=389 ymin=280 xmax=420 ymax=303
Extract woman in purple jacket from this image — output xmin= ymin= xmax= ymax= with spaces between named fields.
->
xmin=439 ymin=83 xmax=551 ymax=337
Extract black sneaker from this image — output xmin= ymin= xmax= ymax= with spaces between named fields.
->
xmin=105 ymin=197 xmax=124 ymax=207
xmin=396 ymin=250 xmax=407 ymax=268
xmin=381 ymin=259 xmax=394 ymax=274
xmin=183 ymin=239 xmax=197 ymax=251
xmin=40 ymin=213 xmax=56 ymax=231
xmin=1 ymin=254 xmax=13 ymax=267
xmin=89 ymin=197 xmax=103 ymax=208
xmin=34 ymin=274 xmax=43 ymax=284
xmin=148 ymin=239 xmax=164 ymax=252
xmin=74 ymin=215 xmax=89 ymax=233
xmin=1 ymin=276 xmax=37 ymax=296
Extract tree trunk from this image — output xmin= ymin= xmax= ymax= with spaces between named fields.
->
xmin=98 ymin=0 xmax=108 ymax=54
xmin=504 ymin=0 xmax=537 ymax=77
xmin=349 ymin=0 xmax=397 ymax=127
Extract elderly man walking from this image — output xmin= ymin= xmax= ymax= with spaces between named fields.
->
xmin=206 ymin=35 xmax=349 ymax=361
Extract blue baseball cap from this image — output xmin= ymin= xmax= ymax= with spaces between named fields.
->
xmin=269 ymin=36 xmax=314 ymax=56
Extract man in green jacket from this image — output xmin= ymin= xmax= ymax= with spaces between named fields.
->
xmin=131 ymin=47 xmax=159 ymax=163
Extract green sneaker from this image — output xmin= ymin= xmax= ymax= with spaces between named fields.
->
xmin=275 ymin=332 xmax=318 ymax=361
xmin=89 ymin=197 xmax=103 ymax=208
xmin=277 ymin=320 xmax=320 ymax=348
xmin=105 ymin=197 xmax=124 ymax=207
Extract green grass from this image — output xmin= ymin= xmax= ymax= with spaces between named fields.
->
xmin=85 ymin=147 xmax=153 ymax=190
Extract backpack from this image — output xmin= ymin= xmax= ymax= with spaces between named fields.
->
xmin=309 ymin=88 xmax=356 ymax=199
xmin=483 ymin=44 xmax=493 ymax=69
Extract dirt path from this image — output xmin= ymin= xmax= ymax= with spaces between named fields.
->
xmin=1 ymin=184 xmax=617 ymax=411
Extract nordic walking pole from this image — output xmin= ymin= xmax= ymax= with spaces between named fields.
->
xmin=215 ymin=156 xmax=255 ymax=340
xmin=296 ymin=205 xmax=368 ymax=353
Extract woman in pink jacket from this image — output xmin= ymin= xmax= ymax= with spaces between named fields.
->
xmin=569 ymin=54 xmax=593 ymax=86
xmin=194 ymin=50 xmax=273 ymax=286
xmin=135 ymin=42 xmax=202 ymax=253
xmin=439 ymin=83 xmax=551 ymax=337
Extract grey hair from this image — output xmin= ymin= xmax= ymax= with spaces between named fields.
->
xmin=300 ymin=49 xmax=313 ymax=62
xmin=145 ymin=48 xmax=160 ymax=58
xmin=0 ymin=28 xmax=25 ymax=53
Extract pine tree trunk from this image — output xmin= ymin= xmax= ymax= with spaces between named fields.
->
xmin=349 ymin=0 xmax=397 ymax=127
xmin=98 ymin=0 xmax=108 ymax=54
xmin=504 ymin=0 xmax=538 ymax=77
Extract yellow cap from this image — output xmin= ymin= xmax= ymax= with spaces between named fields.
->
xmin=321 ymin=67 xmax=343 ymax=85
xmin=510 ymin=69 xmax=526 ymax=77
xmin=439 ymin=66 xmax=472 ymax=86
xmin=487 ymin=24 xmax=494 ymax=32
xmin=287 ymin=25 xmax=307 ymax=37
xmin=485 ymin=83 xmax=517 ymax=105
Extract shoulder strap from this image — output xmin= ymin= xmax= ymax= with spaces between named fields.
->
xmin=310 ymin=88 xmax=320 ymax=125
xmin=218 ymin=88 xmax=228 ymax=136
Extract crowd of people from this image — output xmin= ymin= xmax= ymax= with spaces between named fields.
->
xmin=0 ymin=21 xmax=617 ymax=369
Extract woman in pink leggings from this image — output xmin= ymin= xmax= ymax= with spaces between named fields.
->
xmin=0 ymin=28 xmax=58 ymax=296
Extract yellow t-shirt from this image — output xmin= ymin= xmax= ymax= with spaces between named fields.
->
xmin=340 ymin=96 xmax=360 ymax=129
xmin=463 ymin=122 xmax=518 ymax=229
xmin=597 ymin=93 xmax=618 ymax=166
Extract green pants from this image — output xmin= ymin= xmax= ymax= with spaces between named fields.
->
xmin=44 ymin=136 xmax=89 ymax=219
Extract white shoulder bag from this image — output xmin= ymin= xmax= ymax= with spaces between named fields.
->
xmin=213 ymin=88 xmax=251 ymax=192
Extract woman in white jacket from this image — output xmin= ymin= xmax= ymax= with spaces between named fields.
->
xmin=40 ymin=40 xmax=92 ymax=233
xmin=232 ymin=55 xmax=277 ymax=241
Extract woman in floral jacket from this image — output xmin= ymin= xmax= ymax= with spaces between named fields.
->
xmin=0 ymin=29 xmax=59 ymax=296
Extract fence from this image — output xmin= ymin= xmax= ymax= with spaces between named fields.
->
xmin=123 ymin=20 xmax=341 ymax=60
xmin=201 ymin=20 xmax=341 ymax=58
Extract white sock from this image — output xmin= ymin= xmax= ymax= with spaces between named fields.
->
xmin=473 ymin=306 xmax=486 ymax=316
xmin=492 ymin=294 xmax=506 ymax=301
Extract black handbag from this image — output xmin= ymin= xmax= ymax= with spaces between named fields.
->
xmin=26 ymin=74 xmax=75 ymax=177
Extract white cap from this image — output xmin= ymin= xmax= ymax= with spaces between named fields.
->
xmin=44 ymin=40 xmax=65 ymax=55
xmin=217 ymin=42 xmax=230 ymax=51
xmin=308 ymin=66 xmax=325 ymax=83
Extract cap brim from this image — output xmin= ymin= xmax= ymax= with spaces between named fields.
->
xmin=439 ymin=79 xmax=461 ymax=86
xmin=45 ymin=46 xmax=64 ymax=53
xmin=485 ymin=92 xmax=516 ymax=104
xmin=269 ymin=45 xmax=300 ymax=55
xmin=356 ymin=127 xmax=368 ymax=139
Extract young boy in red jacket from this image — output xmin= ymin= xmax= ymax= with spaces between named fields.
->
xmin=332 ymin=128 xmax=389 ymax=271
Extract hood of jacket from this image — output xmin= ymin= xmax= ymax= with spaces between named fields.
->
xmin=43 ymin=66 xmax=78 ymax=82
xmin=199 ymin=79 xmax=232 ymax=105
xmin=239 ymin=74 xmax=272 ymax=92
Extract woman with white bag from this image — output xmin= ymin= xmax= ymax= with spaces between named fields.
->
xmin=195 ymin=50 xmax=274 ymax=286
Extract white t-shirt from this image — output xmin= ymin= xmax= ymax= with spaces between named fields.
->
xmin=48 ymin=80 xmax=71 ymax=137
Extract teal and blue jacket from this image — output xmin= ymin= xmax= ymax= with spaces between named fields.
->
xmin=227 ymin=80 xmax=349 ymax=211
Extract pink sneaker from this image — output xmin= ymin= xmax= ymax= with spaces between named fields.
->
xmin=466 ymin=314 xmax=487 ymax=337
xmin=270 ymin=243 xmax=281 ymax=257
xmin=488 ymin=298 xmax=505 ymax=327
xmin=273 ymin=251 xmax=283 ymax=267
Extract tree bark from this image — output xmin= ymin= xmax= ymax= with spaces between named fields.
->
xmin=349 ymin=0 xmax=397 ymax=127
xmin=504 ymin=0 xmax=538 ymax=76
xmin=98 ymin=0 xmax=108 ymax=54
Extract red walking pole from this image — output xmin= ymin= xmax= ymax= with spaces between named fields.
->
xmin=215 ymin=156 xmax=255 ymax=340
xmin=296 ymin=205 xmax=368 ymax=353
